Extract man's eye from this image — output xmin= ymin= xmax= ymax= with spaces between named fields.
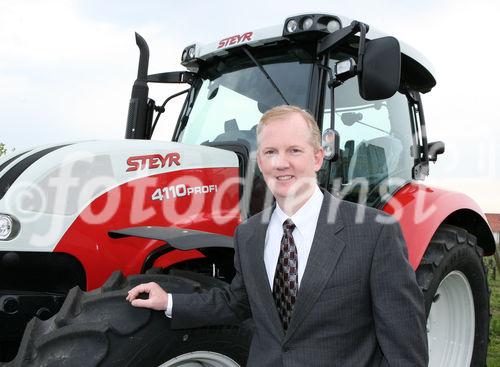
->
xmin=291 ymin=149 xmax=302 ymax=154
xmin=264 ymin=150 xmax=276 ymax=155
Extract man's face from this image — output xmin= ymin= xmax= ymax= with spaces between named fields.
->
xmin=257 ymin=112 xmax=324 ymax=205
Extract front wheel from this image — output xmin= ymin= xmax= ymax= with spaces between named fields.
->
xmin=4 ymin=272 xmax=252 ymax=367
xmin=158 ymin=351 xmax=240 ymax=367
xmin=416 ymin=224 xmax=490 ymax=367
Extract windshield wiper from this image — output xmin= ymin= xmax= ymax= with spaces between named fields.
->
xmin=150 ymin=88 xmax=190 ymax=138
xmin=241 ymin=46 xmax=289 ymax=105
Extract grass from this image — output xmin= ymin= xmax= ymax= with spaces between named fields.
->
xmin=489 ymin=258 xmax=500 ymax=366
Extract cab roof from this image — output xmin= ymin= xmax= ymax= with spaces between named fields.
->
xmin=183 ymin=13 xmax=436 ymax=93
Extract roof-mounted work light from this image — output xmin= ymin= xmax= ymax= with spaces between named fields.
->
xmin=286 ymin=19 xmax=298 ymax=33
xmin=181 ymin=44 xmax=197 ymax=65
xmin=283 ymin=14 xmax=342 ymax=36
xmin=302 ymin=17 xmax=314 ymax=30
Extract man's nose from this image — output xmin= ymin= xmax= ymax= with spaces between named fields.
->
xmin=272 ymin=153 xmax=290 ymax=169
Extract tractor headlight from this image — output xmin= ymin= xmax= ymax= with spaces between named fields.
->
xmin=0 ymin=214 xmax=19 ymax=240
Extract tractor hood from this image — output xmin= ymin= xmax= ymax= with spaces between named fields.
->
xmin=0 ymin=140 xmax=238 ymax=216
xmin=0 ymin=140 xmax=239 ymax=251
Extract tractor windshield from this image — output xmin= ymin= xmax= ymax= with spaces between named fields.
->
xmin=176 ymin=51 xmax=313 ymax=151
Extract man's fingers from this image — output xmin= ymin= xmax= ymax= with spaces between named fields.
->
xmin=125 ymin=282 xmax=168 ymax=311
xmin=130 ymin=298 xmax=152 ymax=308
xmin=126 ymin=286 xmax=144 ymax=301
xmin=126 ymin=283 xmax=153 ymax=301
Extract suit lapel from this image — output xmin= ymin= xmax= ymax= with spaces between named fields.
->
xmin=247 ymin=206 xmax=285 ymax=340
xmin=284 ymin=193 xmax=346 ymax=343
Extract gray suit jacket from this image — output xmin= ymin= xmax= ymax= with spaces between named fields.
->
xmin=172 ymin=191 xmax=428 ymax=367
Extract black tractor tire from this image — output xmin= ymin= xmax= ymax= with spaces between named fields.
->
xmin=416 ymin=224 xmax=490 ymax=367
xmin=3 ymin=271 xmax=253 ymax=367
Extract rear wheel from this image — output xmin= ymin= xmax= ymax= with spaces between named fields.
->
xmin=5 ymin=271 xmax=252 ymax=367
xmin=416 ymin=224 xmax=489 ymax=367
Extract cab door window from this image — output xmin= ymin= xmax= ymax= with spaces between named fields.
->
xmin=323 ymin=72 xmax=414 ymax=207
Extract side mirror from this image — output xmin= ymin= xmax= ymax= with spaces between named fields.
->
xmin=322 ymin=129 xmax=340 ymax=161
xmin=358 ymin=37 xmax=401 ymax=101
xmin=428 ymin=141 xmax=445 ymax=162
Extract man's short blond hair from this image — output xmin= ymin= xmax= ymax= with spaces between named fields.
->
xmin=257 ymin=105 xmax=322 ymax=150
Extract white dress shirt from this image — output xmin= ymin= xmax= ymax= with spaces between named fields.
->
xmin=264 ymin=186 xmax=323 ymax=288
xmin=166 ymin=186 xmax=324 ymax=317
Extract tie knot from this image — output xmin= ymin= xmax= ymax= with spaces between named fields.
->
xmin=283 ymin=218 xmax=295 ymax=233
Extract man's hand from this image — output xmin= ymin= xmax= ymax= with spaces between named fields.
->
xmin=126 ymin=282 xmax=168 ymax=311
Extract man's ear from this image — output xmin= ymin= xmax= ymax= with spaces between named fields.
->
xmin=314 ymin=148 xmax=325 ymax=171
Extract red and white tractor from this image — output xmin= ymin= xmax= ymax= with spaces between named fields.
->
xmin=0 ymin=13 xmax=495 ymax=367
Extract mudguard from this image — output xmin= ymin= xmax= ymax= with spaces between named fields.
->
xmin=109 ymin=226 xmax=233 ymax=249
xmin=383 ymin=182 xmax=495 ymax=269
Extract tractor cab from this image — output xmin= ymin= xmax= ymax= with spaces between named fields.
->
xmin=126 ymin=13 xmax=439 ymax=213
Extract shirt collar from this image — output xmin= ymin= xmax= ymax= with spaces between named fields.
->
xmin=274 ymin=186 xmax=324 ymax=236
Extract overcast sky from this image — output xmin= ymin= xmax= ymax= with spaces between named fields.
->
xmin=1 ymin=0 xmax=499 ymax=212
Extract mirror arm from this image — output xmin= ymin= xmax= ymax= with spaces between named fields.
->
xmin=317 ymin=56 xmax=338 ymax=130
xmin=356 ymin=23 xmax=368 ymax=74
xmin=325 ymin=51 xmax=336 ymax=130
xmin=317 ymin=20 xmax=369 ymax=55
xmin=147 ymin=71 xmax=196 ymax=85
xmin=318 ymin=21 xmax=359 ymax=54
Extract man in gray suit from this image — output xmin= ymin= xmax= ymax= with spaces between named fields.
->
xmin=127 ymin=105 xmax=428 ymax=366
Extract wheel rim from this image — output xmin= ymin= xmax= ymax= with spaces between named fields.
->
xmin=427 ymin=270 xmax=475 ymax=367
xmin=158 ymin=351 xmax=240 ymax=367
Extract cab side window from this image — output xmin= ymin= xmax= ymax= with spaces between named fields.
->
xmin=323 ymin=73 xmax=414 ymax=206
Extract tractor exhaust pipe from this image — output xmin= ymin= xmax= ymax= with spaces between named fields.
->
xmin=125 ymin=33 xmax=152 ymax=139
